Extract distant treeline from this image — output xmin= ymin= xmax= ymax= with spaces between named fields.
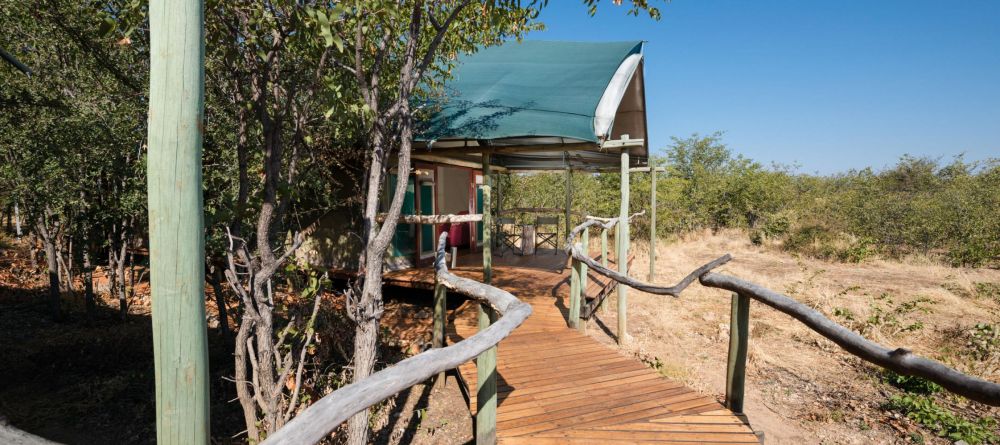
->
xmin=506 ymin=133 xmax=999 ymax=268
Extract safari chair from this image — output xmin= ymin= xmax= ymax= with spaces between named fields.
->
xmin=534 ymin=216 xmax=559 ymax=255
xmin=496 ymin=217 xmax=521 ymax=256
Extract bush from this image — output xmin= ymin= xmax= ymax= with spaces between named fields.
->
xmin=967 ymin=323 xmax=999 ymax=361
xmin=837 ymin=236 xmax=876 ymax=263
xmin=974 ymin=282 xmax=1000 ymax=302
xmin=884 ymin=395 xmax=998 ymax=444
xmin=882 ymin=370 xmax=942 ymax=395
xmin=782 ymin=225 xmax=876 ymax=263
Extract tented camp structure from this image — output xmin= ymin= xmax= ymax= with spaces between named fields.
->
xmin=304 ymin=40 xmax=649 ymax=272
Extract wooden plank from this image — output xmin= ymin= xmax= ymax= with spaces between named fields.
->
xmin=530 ymin=430 xmax=760 ymax=442
xmin=530 ymin=392 xmax=713 ymax=434
xmin=594 ymin=422 xmax=753 ymax=433
xmin=502 ymin=438 xmax=752 ymax=445
xmin=572 ymin=396 xmax=722 ymax=430
xmin=497 ymin=383 xmax=689 ymax=422
xmin=497 ymin=386 xmax=692 ymax=429
xmin=498 ymin=372 xmax=666 ymax=407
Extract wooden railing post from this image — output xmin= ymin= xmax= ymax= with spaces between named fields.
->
xmin=433 ymin=279 xmax=447 ymax=386
xmin=569 ymin=254 xmax=581 ymax=330
xmin=579 ymin=226 xmax=589 ymax=333
xmin=649 ymin=166 xmax=657 ymax=281
xmin=564 ymin=166 xmax=572 ymax=247
xmin=600 ymin=227 xmax=609 ymax=314
xmin=617 ymin=151 xmax=630 ymax=344
xmin=477 ymin=154 xmax=497 ymax=444
xmin=726 ymin=292 xmax=750 ymax=414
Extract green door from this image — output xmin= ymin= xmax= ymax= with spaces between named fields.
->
xmin=389 ymin=174 xmax=416 ymax=258
xmin=476 ymin=185 xmax=484 ymax=243
xmin=419 ymin=182 xmax=435 ymax=256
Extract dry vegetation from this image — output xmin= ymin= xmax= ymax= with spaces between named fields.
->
xmin=585 ymin=230 xmax=1000 ymax=445
xmin=0 ymin=235 xmax=472 ymax=444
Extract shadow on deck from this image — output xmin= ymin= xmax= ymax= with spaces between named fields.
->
xmin=384 ymin=251 xmax=761 ymax=444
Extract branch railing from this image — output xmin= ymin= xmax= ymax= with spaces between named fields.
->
xmin=565 ymin=217 xmax=1000 ymax=411
xmin=262 ymin=231 xmax=531 ymax=444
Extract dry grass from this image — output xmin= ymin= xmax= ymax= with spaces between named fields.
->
xmin=584 ymin=229 xmax=1000 ymax=444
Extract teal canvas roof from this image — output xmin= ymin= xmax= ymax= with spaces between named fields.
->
xmin=419 ymin=40 xmax=644 ymax=144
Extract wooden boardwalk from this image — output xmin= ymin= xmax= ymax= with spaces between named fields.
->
xmin=386 ymin=251 xmax=759 ymax=444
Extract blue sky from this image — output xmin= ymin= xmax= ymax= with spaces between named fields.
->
xmin=533 ymin=0 xmax=1000 ymax=174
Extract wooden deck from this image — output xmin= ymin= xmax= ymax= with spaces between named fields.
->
xmin=385 ymin=251 xmax=760 ymax=444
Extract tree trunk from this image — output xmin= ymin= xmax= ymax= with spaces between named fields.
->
xmin=233 ymin=317 xmax=260 ymax=442
xmin=14 ymin=202 xmax=22 ymax=238
xmin=116 ymin=240 xmax=128 ymax=320
xmin=29 ymin=234 xmax=38 ymax=270
xmin=40 ymin=226 xmax=60 ymax=320
xmin=207 ymin=260 xmax=231 ymax=339
xmin=55 ymin=236 xmax=74 ymax=296
xmin=83 ymin=246 xmax=95 ymax=320
xmin=346 ymin=266 xmax=383 ymax=445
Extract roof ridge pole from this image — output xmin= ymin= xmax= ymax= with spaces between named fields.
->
xmin=146 ymin=0 xmax=210 ymax=442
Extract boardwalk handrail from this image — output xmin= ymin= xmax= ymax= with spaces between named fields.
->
xmin=262 ymin=232 xmax=531 ymax=445
xmin=565 ymin=218 xmax=1000 ymax=408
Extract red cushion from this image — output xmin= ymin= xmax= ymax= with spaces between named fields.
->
xmin=448 ymin=211 xmax=470 ymax=247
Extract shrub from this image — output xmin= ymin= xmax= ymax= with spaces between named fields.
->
xmin=882 ymin=370 xmax=942 ymax=395
xmin=967 ymin=323 xmax=1000 ymax=361
xmin=884 ymin=395 xmax=998 ymax=445
xmin=974 ymin=282 xmax=1000 ymax=301
xmin=837 ymin=236 xmax=875 ymax=263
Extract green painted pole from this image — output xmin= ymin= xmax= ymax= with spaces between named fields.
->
xmin=147 ymin=0 xmax=210 ymax=443
xmin=579 ymin=226 xmax=589 ymax=333
xmin=649 ymin=166 xmax=657 ymax=281
xmin=600 ymin=228 xmax=609 ymax=315
xmin=617 ymin=151 xmax=630 ymax=345
xmin=726 ymin=292 xmax=750 ymax=414
xmin=477 ymin=154 xmax=497 ymax=444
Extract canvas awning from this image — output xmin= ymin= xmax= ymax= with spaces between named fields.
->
xmin=415 ymin=40 xmax=649 ymax=171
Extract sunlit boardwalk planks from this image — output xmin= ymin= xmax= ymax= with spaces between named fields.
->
xmin=385 ymin=250 xmax=760 ymax=444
